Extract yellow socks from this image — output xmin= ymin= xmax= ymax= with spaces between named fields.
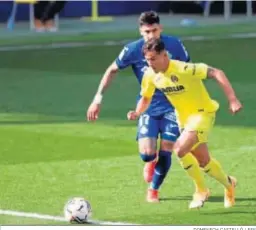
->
xmin=203 ymin=158 xmax=231 ymax=189
xmin=179 ymin=153 xmax=208 ymax=192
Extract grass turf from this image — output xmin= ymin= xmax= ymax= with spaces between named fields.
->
xmin=0 ymin=31 xmax=255 ymax=225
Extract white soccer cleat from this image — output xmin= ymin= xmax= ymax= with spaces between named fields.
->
xmin=189 ymin=189 xmax=210 ymax=209
xmin=224 ymin=176 xmax=237 ymax=208
xmin=189 ymin=199 xmax=204 ymax=209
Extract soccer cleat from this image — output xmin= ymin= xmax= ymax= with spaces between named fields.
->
xmin=146 ymin=188 xmax=159 ymax=203
xmin=224 ymin=176 xmax=237 ymax=208
xmin=143 ymin=161 xmax=157 ymax=183
xmin=189 ymin=189 xmax=210 ymax=209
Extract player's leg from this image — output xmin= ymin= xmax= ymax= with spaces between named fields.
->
xmin=137 ymin=114 xmax=158 ymax=183
xmin=150 ymin=140 xmax=173 ymax=189
xmin=192 ymin=143 xmax=237 ymax=208
xmin=145 ymin=139 xmax=173 ymax=203
xmin=138 ymin=137 xmax=159 ymax=203
xmin=173 ymin=130 xmax=210 ymax=209
xmin=173 ymin=130 xmax=209 ymax=191
xmin=149 ymin=112 xmax=178 ymax=194
xmin=173 ymin=113 xmax=217 ymax=208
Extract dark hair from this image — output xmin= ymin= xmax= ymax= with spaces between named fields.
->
xmin=142 ymin=38 xmax=165 ymax=55
xmin=138 ymin=11 xmax=160 ymax=26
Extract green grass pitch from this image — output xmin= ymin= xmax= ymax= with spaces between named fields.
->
xmin=0 ymin=31 xmax=255 ymax=225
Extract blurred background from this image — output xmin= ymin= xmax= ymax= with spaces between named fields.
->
xmin=0 ymin=0 xmax=256 ymax=33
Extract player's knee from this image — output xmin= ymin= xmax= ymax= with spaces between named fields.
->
xmin=140 ymin=153 xmax=157 ymax=162
xmin=139 ymin=146 xmax=155 ymax=155
xmin=138 ymin=138 xmax=156 ymax=157
xmin=160 ymin=140 xmax=174 ymax=152
xmin=139 ymin=146 xmax=156 ymax=162
xmin=192 ymin=143 xmax=211 ymax=167
xmin=173 ymin=143 xmax=186 ymax=158
xmin=197 ymin=155 xmax=210 ymax=167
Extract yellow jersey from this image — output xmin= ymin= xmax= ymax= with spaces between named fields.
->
xmin=140 ymin=60 xmax=219 ymax=123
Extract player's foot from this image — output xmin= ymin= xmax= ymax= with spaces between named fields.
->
xmin=224 ymin=176 xmax=237 ymax=208
xmin=189 ymin=189 xmax=210 ymax=209
xmin=143 ymin=161 xmax=157 ymax=183
xmin=146 ymin=188 xmax=159 ymax=203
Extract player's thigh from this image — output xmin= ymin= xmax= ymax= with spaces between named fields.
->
xmin=175 ymin=112 xmax=215 ymax=158
xmin=187 ymin=113 xmax=215 ymax=150
xmin=160 ymin=111 xmax=180 ymax=142
xmin=186 ymin=112 xmax=215 ymax=143
xmin=173 ymin=130 xmax=199 ymax=158
xmin=159 ymin=112 xmax=179 ymax=152
xmin=137 ymin=114 xmax=158 ymax=155
xmin=191 ymin=143 xmax=210 ymax=167
xmin=138 ymin=137 xmax=157 ymax=155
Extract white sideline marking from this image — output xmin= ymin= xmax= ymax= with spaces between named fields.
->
xmin=0 ymin=32 xmax=256 ymax=52
xmin=0 ymin=209 xmax=135 ymax=225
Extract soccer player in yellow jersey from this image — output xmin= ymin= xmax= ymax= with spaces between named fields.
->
xmin=127 ymin=38 xmax=242 ymax=209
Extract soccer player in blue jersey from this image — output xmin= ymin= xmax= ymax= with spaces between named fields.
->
xmin=87 ymin=11 xmax=190 ymax=202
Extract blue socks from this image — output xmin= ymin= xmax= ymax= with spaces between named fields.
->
xmin=140 ymin=151 xmax=172 ymax=190
xmin=151 ymin=150 xmax=172 ymax=190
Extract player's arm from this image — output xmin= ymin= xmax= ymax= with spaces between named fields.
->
xmin=87 ymin=46 xmax=132 ymax=121
xmin=94 ymin=61 xmax=119 ymax=100
xmin=87 ymin=62 xmax=119 ymax=121
xmin=206 ymin=66 xmax=242 ymax=114
xmin=127 ymin=73 xmax=155 ymax=120
xmin=188 ymin=63 xmax=242 ymax=114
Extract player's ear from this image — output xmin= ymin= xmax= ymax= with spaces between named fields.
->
xmin=159 ymin=24 xmax=163 ymax=33
xmin=139 ymin=27 xmax=143 ymax=36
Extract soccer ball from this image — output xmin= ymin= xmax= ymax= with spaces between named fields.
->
xmin=64 ymin=197 xmax=92 ymax=223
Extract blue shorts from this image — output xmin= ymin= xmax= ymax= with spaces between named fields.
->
xmin=137 ymin=111 xmax=180 ymax=142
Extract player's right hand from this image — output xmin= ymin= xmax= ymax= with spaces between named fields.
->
xmin=87 ymin=103 xmax=101 ymax=121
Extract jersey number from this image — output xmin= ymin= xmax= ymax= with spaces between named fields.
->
xmin=139 ymin=114 xmax=150 ymax=127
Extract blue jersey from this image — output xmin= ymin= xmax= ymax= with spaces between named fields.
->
xmin=115 ymin=34 xmax=190 ymax=116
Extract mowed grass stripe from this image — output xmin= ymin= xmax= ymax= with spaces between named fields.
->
xmin=0 ymin=152 xmax=255 ymax=225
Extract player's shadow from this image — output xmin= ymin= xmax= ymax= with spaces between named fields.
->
xmin=160 ymin=196 xmax=256 ymax=205
xmin=203 ymin=210 xmax=256 ymax=215
xmin=208 ymin=196 xmax=256 ymax=205
xmin=160 ymin=196 xmax=191 ymax=201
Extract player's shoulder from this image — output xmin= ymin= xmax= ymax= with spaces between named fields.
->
xmin=124 ymin=38 xmax=144 ymax=50
xmin=119 ymin=38 xmax=144 ymax=59
xmin=172 ymin=60 xmax=191 ymax=73
xmin=172 ymin=60 xmax=208 ymax=76
xmin=117 ymin=38 xmax=145 ymax=65
xmin=172 ymin=59 xmax=187 ymax=68
xmin=161 ymin=34 xmax=182 ymax=44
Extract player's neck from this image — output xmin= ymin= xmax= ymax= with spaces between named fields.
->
xmin=160 ymin=60 xmax=171 ymax=73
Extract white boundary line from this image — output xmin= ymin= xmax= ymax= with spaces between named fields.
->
xmin=0 ymin=32 xmax=256 ymax=52
xmin=0 ymin=209 xmax=136 ymax=225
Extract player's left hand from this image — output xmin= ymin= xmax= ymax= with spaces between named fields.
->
xmin=229 ymin=98 xmax=242 ymax=114
xmin=127 ymin=111 xmax=138 ymax=120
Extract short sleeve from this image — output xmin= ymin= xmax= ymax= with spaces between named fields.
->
xmin=140 ymin=71 xmax=156 ymax=98
xmin=115 ymin=46 xmax=132 ymax=69
xmin=183 ymin=62 xmax=208 ymax=79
